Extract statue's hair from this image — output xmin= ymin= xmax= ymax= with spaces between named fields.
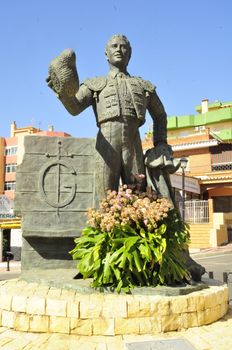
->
xmin=105 ymin=34 xmax=132 ymax=60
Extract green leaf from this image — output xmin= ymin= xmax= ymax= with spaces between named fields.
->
xmin=132 ymin=250 xmax=143 ymax=272
xmin=160 ymin=238 xmax=167 ymax=254
xmin=150 ymin=245 xmax=161 ymax=262
xmin=78 ymin=251 xmax=93 ymax=276
xmin=138 ymin=242 xmax=151 ymax=261
xmin=118 ymin=251 xmax=128 ymax=269
xmin=121 ymin=224 xmax=137 ymax=235
xmin=124 ymin=236 xmax=140 ymax=250
xmin=82 ymin=226 xmax=95 ymax=236
xmin=139 ymin=227 xmax=146 ymax=238
xmin=109 ymin=246 xmax=125 ymax=264
xmin=102 ymin=253 xmax=113 ymax=284
xmin=116 ymin=279 xmax=123 ymax=293
xmin=70 ymin=248 xmax=87 ymax=260
xmin=111 ymin=266 xmax=121 ymax=281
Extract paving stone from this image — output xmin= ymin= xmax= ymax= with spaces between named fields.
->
xmin=95 ymin=342 xmax=107 ymax=350
xmin=0 ymin=337 xmax=32 ymax=350
xmin=72 ymin=342 xmax=96 ymax=350
xmin=105 ymin=336 xmax=124 ymax=350
xmin=183 ymin=333 xmax=212 ymax=350
xmin=0 ymin=327 xmax=8 ymax=333
xmin=0 ymin=337 xmax=14 ymax=347
xmin=23 ymin=334 xmax=52 ymax=350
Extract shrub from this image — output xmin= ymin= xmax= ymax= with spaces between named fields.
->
xmin=70 ymin=185 xmax=190 ymax=292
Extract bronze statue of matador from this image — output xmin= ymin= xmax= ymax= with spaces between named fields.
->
xmin=46 ymin=34 xmax=205 ymax=282
xmin=46 ymin=34 xmax=174 ymax=203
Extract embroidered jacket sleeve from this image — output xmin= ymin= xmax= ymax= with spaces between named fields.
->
xmin=58 ymin=84 xmax=94 ymax=116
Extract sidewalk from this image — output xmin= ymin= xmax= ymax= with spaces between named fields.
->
xmin=190 ymin=242 xmax=232 ymax=256
xmin=0 ymin=261 xmax=21 ymax=281
xmin=0 ymin=261 xmax=21 ymax=269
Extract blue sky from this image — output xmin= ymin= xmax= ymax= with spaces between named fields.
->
xmin=1 ymin=0 xmax=232 ymax=138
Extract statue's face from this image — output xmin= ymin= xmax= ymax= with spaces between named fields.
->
xmin=106 ymin=36 xmax=131 ymax=69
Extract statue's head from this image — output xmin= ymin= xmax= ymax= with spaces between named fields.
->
xmin=105 ymin=34 xmax=132 ymax=70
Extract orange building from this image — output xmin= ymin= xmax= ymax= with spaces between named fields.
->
xmin=143 ymin=99 xmax=232 ymax=248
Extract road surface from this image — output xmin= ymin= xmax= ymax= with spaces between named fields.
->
xmin=192 ymin=250 xmax=232 ymax=304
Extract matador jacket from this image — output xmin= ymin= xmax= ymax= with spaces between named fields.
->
xmin=58 ymin=70 xmax=168 ymax=145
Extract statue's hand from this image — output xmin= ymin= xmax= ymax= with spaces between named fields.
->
xmin=46 ymin=74 xmax=59 ymax=97
xmin=145 ymin=143 xmax=179 ymax=173
xmin=154 ymin=142 xmax=173 ymax=159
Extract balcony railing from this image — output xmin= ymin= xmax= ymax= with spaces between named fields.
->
xmin=212 ymin=162 xmax=232 ymax=171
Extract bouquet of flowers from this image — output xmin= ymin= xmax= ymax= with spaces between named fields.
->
xmin=70 ymin=185 xmax=190 ymax=292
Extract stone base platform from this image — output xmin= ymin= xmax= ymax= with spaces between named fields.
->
xmin=0 ymin=277 xmax=228 ymax=336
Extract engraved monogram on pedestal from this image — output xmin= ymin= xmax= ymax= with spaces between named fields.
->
xmin=39 ymin=140 xmax=76 ymax=217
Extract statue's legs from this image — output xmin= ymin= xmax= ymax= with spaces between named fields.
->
xmin=95 ymin=119 xmax=145 ymax=202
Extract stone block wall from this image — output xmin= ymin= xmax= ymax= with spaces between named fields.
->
xmin=0 ymin=279 xmax=228 ymax=335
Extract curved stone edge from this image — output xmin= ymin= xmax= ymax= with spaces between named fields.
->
xmin=0 ymin=279 xmax=229 ymax=335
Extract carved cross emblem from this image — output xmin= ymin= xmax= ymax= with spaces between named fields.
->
xmin=39 ymin=140 xmax=76 ymax=218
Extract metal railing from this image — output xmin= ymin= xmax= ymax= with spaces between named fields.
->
xmin=179 ymin=200 xmax=209 ymax=223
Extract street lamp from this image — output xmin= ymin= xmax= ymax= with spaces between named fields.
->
xmin=180 ymin=157 xmax=188 ymax=221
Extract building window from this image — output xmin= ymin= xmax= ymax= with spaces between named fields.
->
xmin=5 ymin=163 xmax=17 ymax=173
xmin=5 ymin=146 xmax=17 ymax=156
xmin=4 ymin=181 xmax=16 ymax=191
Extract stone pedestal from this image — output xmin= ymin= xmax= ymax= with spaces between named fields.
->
xmin=14 ymin=136 xmax=96 ymax=270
